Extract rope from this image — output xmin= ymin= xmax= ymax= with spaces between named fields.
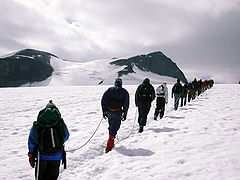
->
xmin=66 ymin=117 xmax=104 ymax=153
xmin=117 ymin=108 xmax=138 ymax=142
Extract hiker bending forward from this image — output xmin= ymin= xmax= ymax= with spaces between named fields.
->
xmin=154 ymin=82 xmax=168 ymax=120
xmin=101 ymin=78 xmax=129 ymax=153
xmin=135 ymin=78 xmax=155 ymax=133
xmin=28 ymin=100 xmax=70 ymax=180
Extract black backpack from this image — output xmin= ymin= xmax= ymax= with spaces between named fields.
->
xmin=173 ymin=83 xmax=182 ymax=94
xmin=33 ymin=108 xmax=66 ymax=153
xmin=138 ymin=85 xmax=152 ymax=101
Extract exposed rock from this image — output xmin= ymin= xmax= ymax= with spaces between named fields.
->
xmin=110 ymin=51 xmax=187 ymax=83
xmin=0 ymin=49 xmax=55 ymax=87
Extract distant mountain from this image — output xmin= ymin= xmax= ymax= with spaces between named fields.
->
xmin=0 ymin=49 xmax=187 ymax=87
xmin=0 ymin=49 xmax=56 ymax=87
xmin=110 ymin=51 xmax=187 ymax=83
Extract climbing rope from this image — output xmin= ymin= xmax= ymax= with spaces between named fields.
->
xmin=66 ymin=117 xmax=104 ymax=153
xmin=117 ymin=108 xmax=138 ymax=142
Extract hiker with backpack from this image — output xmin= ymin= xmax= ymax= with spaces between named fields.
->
xmin=192 ymin=78 xmax=199 ymax=99
xmin=187 ymin=82 xmax=194 ymax=102
xmin=171 ymin=79 xmax=182 ymax=110
xmin=181 ymin=82 xmax=189 ymax=107
xmin=135 ymin=78 xmax=155 ymax=133
xmin=28 ymin=100 xmax=70 ymax=180
xmin=154 ymin=82 xmax=168 ymax=120
xmin=101 ymin=78 xmax=129 ymax=153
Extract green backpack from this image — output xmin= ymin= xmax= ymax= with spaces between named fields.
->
xmin=33 ymin=108 xmax=66 ymax=153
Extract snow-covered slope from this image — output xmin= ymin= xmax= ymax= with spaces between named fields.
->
xmin=30 ymin=57 xmax=176 ymax=86
xmin=0 ymin=84 xmax=239 ymax=180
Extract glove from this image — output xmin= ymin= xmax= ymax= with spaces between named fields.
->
xmin=121 ymin=111 xmax=127 ymax=121
xmin=103 ymin=111 xmax=108 ymax=119
xmin=28 ymin=152 xmax=36 ymax=168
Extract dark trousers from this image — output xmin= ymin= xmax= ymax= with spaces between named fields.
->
xmin=181 ymin=96 xmax=187 ymax=106
xmin=35 ymin=159 xmax=61 ymax=180
xmin=174 ymin=93 xmax=181 ymax=110
xmin=154 ymin=97 xmax=165 ymax=119
xmin=138 ymin=104 xmax=151 ymax=127
xmin=188 ymin=90 xmax=193 ymax=102
xmin=106 ymin=111 xmax=122 ymax=136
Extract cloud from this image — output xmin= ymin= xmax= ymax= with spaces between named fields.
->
xmin=0 ymin=0 xmax=240 ymax=83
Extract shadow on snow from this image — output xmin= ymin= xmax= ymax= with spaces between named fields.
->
xmin=115 ymin=146 xmax=154 ymax=157
xmin=148 ymin=127 xmax=177 ymax=133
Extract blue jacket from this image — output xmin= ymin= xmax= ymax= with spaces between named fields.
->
xmin=101 ymin=84 xmax=129 ymax=113
xmin=28 ymin=123 xmax=70 ymax=160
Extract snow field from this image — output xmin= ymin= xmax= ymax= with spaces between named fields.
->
xmin=0 ymin=84 xmax=239 ymax=180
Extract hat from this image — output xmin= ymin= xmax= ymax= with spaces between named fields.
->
xmin=143 ymin=78 xmax=150 ymax=83
xmin=46 ymin=100 xmax=56 ymax=108
xmin=115 ymin=78 xmax=122 ymax=87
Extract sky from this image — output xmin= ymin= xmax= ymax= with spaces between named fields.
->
xmin=0 ymin=0 xmax=240 ymax=83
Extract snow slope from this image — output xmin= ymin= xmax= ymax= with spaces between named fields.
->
xmin=0 ymin=84 xmax=239 ymax=180
xmin=29 ymin=57 xmax=176 ymax=86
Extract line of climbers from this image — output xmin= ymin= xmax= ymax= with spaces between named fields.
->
xmin=172 ymin=78 xmax=214 ymax=110
xmin=27 ymin=77 xmax=214 ymax=180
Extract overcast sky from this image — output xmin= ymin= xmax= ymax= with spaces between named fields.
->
xmin=0 ymin=0 xmax=240 ymax=83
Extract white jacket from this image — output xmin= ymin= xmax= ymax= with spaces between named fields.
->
xmin=156 ymin=84 xmax=168 ymax=103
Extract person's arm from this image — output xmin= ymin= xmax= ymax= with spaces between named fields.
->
xmin=64 ymin=123 xmax=70 ymax=142
xmin=122 ymin=90 xmax=130 ymax=121
xmin=28 ymin=127 xmax=36 ymax=153
xmin=151 ymin=85 xmax=156 ymax=101
xmin=27 ymin=126 xmax=37 ymax=168
xmin=135 ymin=86 xmax=140 ymax=107
xmin=171 ymin=84 xmax=175 ymax=98
xmin=101 ymin=89 xmax=110 ymax=118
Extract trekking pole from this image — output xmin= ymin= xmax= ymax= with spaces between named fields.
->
xmin=36 ymin=150 xmax=40 ymax=180
xmin=66 ymin=117 xmax=104 ymax=153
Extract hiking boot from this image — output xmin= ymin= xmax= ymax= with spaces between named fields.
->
xmin=139 ymin=126 xmax=144 ymax=133
xmin=105 ymin=135 xmax=115 ymax=153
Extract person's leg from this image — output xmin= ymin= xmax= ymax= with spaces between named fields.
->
xmin=106 ymin=111 xmax=121 ymax=152
xmin=107 ymin=111 xmax=121 ymax=136
xmin=180 ymin=96 xmax=184 ymax=107
xmin=184 ymin=96 xmax=187 ymax=106
xmin=159 ymin=98 xmax=165 ymax=119
xmin=141 ymin=105 xmax=151 ymax=126
xmin=174 ymin=93 xmax=181 ymax=110
xmin=45 ymin=160 xmax=61 ymax=180
xmin=138 ymin=105 xmax=149 ymax=132
xmin=138 ymin=106 xmax=144 ymax=126
xmin=154 ymin=98 xmax=160 ymax=120
xmin=35 ymin=159 xmax=48 ymax=180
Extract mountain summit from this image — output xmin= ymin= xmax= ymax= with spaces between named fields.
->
xmin=110 ymin=51 xmax=187 ymax=83
xmin=0 ymin=49 xmax=187 ymax=87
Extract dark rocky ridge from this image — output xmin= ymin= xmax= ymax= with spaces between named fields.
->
xmin=110 ymin=51 xmax=187 ymax=83
xmin=0 ymin=49 xmax=56 ymax=87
